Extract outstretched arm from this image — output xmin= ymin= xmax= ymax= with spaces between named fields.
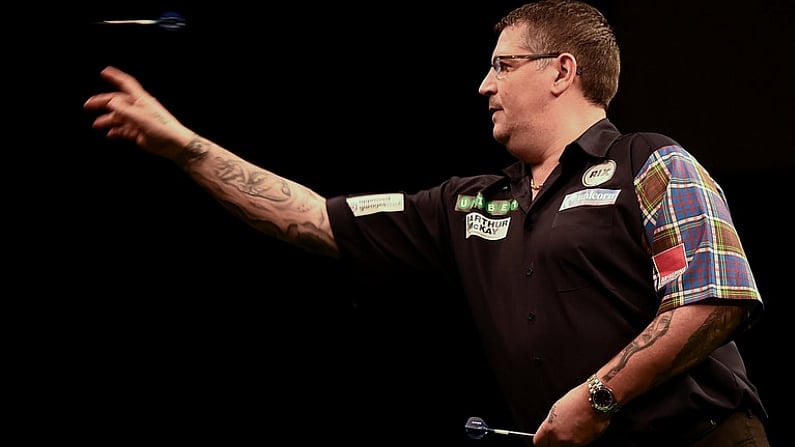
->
xmin=84 ymin=66 xmax=339 ymax=258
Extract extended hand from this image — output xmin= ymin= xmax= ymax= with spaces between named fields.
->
xmin=84 ymin=66 xmax=194 ymax=160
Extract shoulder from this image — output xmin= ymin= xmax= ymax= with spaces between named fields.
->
xmin=613 ymin=132 xmax=682 ymax=159
xmin=623 ymin=131 xmax=681 ymax=148
xmin=610 ymin=131 xmax=694 ymax=177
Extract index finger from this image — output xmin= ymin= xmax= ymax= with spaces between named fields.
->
xmin=99 ymin=66 xmax=148 ymax=98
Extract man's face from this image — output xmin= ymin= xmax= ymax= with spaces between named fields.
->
xmin=479 ymin=24 xmax=557 ymax=155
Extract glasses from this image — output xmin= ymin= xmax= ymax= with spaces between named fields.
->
xmin=490 ymin=53 xmax=561 ymax=80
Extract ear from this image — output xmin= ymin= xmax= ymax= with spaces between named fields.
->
xmin=551 ymin=53 xmax=578 ymax=95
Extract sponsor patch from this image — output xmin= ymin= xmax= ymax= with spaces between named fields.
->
xmin=465 ymin=213 xmax=511 ymax=240
xmin=455 ymin=193 xmax=518 ymax=216
xmin=346 ymin=193 xmax=404 ymax=216
xmin=653 ymin=243 xmax=688 ymax=286
xmin=582 ymin=160 xmax=616 ymax=187
xmin=559 ymin=188 xmax=621 ymax=211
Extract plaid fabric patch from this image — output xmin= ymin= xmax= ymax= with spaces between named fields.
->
xmin=635 ymin=146 xmax=760 ymax=313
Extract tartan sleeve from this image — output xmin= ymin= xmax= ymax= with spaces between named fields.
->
xmin=634 ymin=145 xmax=761 ymax=314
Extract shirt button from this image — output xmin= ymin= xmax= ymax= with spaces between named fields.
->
xmin=525 ymin=263 xmax=535 ymax=277
xmin=533 ymin=356 xmax=543 ymax=367
xmin=527 ymin=312 xmax=536 ymax=321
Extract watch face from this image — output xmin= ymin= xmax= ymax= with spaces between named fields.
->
xmin=593 ymin=388 xmax=614 ymax=407
xmin=588 ymin=374 xmax=619 ymax=413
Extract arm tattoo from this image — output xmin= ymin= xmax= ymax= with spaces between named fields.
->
xmin=603 ymin=311 xmax=672 ymax=381
xmin=212 ymin=157 xmax=336 ymax=256
xmin=603 ymin=304 xmax=748 ymax=388
xmin=668 ymin=304 xmax=747 ymax=378
xmin=547 ymin=403 xmax=558 ymax=423
xmin=175 ymin=136 xmax=210 ymax=167
xmin=178 ymin=138 xmax=337 ymax=257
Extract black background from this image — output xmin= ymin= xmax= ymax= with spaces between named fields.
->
xmin=22 ymin=0 xmax=791 ymax=445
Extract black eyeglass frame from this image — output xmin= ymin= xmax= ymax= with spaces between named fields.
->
xmin=490 ymin=52 xmax=563 ymax=78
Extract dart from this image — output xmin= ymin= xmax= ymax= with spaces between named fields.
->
xmin=465 ymin=416 xmax=535 ymax=440
xmin=94 ymin=11 xmax=186 ymax=31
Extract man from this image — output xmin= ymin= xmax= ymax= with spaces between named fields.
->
xmin=84 ymin=1 xmax=769 ymax=445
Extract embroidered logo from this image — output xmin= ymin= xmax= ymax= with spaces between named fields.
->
xmin=465 ymin=213 xmax=511 ymax=240
xmin=346 ymin=193 xmax=404 ymax=217
xmin=582 ymin=160 xmax=616 ymax=187
xmin=559 ymin=188 xmax=621 ymax=211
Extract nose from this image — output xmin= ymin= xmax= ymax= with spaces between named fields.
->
xmin=478 ymin=70 xmax=497 ymax=96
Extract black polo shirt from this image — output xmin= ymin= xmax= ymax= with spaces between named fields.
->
xmin=326 ymin=118 xmax=765 ymax=446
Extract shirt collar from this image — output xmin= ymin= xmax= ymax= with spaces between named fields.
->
xmin=569 ymin=118 xmax=622 ymax=159
xmin=502 ymin=118 xmax=621 ymax=181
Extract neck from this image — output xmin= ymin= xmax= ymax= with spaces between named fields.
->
xmin=530 ymin=160 xmax=558 ymax=190
xmin=530 ymin=107 xmax=605 ymax=167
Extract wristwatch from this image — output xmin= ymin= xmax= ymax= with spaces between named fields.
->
xmin=587 ymin=374 xmax=620 ymax=414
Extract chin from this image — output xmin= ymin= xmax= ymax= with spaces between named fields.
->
xmin=493 ymin=130 xmax=509 ymax=147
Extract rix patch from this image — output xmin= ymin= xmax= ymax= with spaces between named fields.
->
xmin=582 ymin=160 xmax=617 ymax=187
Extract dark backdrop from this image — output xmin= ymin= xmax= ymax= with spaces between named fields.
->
xmin=27 ymin=0 xmax=791 ymax=445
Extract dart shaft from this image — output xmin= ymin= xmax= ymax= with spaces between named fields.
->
xmin=491 ymin=428 xmax=535 ymax=438
xmin=101 ymin=20 xmax=159 ymax=25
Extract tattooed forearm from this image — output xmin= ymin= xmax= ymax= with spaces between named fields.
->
xmin=669 ymin=304 xmax=747 ymax=373
xmin=603 ymin=311 xmax=673 ymax=381
xmin=212 ymin=158 xmax=295 ymax=202
xmin=175 ymin=136 xmax=211 ymax=167
xmin=219 ymin=199 xmax=338 ymax=258
xmin=603 ymin=304 xmax=748 ymax=390
xmin=176 ymin=137 xmax=339 ymax=257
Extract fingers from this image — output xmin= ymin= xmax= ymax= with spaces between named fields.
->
xmin=83 ymin=66 xmax=150 ymax=110
xmin=90 ymin=108 xmax=121 ymax=130
xmin=84 ymin=95 xmax=130 ymax=133
xmin=86 ymin=66 xmax=186 ymax=150
xmin=94 ymin=110 xmax=145 ymax=144
xmin=106 ymin=125 xmax=141 ymax=141
xmin=83 ymin=92 xmax=121 ymax=110
xmin=89 ymin=92 xmax=135 ymax=127
xmin=99 ymin=65 xmax=149 ymax=98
